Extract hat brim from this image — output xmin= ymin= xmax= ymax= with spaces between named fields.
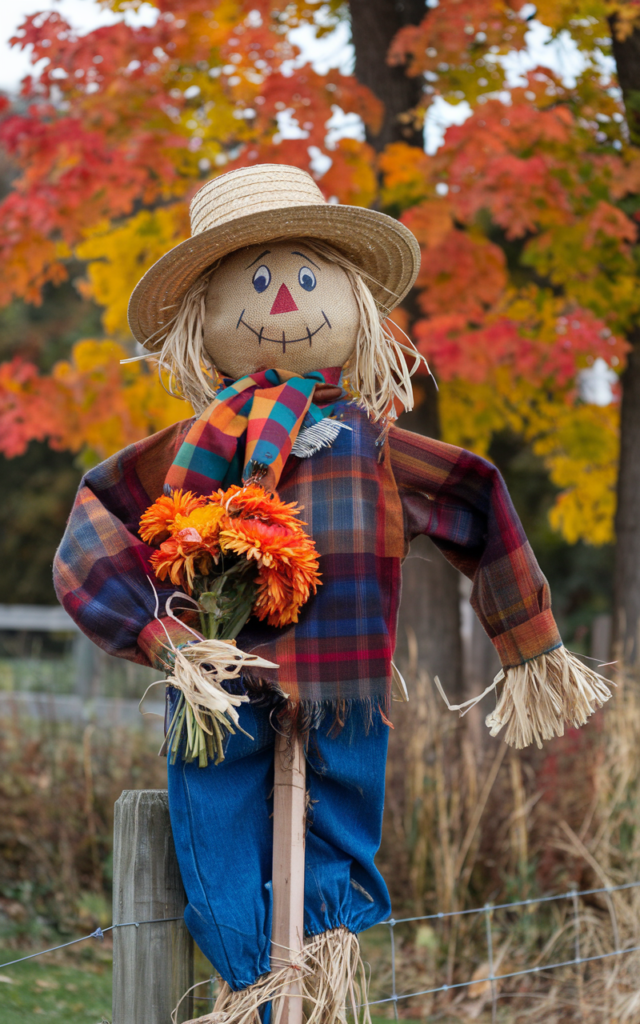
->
xmin=127 ymin=203 xmax=421 ymax=349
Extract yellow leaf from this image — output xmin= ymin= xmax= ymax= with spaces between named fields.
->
xmin=76 ymin=206 xmax=190 ymax=337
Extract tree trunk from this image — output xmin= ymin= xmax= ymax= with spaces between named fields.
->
xmin=350 ymin=0 xmax=426 ymax=151
xmin=609 ymin=17 xmax=640 ymax=146
xmin=349 ymin=0 xmax=465 ymax=703
xmin=608 ymin=18 xmax=640 ymax=675
xmin=614 ymin=337 xmax=640 ymax=675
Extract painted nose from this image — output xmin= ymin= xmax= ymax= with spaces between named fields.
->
xmin=270 ymin=283 xmax=298 ymax=315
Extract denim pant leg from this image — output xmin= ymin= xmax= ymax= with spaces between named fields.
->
xmin=304 ymin=707 xmax=391 ymax=938
xmin=167 ymin=700 xmax=276 ymax=991
xmin=167 ymin=699 xmax=391 ymax=992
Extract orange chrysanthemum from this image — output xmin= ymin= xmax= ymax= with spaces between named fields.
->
xmin=150 ymin=536 xmax=217 ymax=591
xmin=254 ymin=555 xmax=321 ymax=628
xmin=141 ymin=484 xmax=321 ymax=622
xmin=140 ymin=489 xmax=206 ymax=545
xmin=219 ymin=517 xmax=321 ymax=627
xmin=213 ymin=484 xmax=307 ymax=532
xmin=173 ymin=504 xmax=228 ymax=550
xmin=148 ymin=504 xmax=228 ymax=590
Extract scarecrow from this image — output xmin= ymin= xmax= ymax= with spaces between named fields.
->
xmin=54 ymin=164 xmax=611 ymax=1023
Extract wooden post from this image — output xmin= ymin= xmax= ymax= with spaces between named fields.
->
xmin=112 ymin=790 xmax=194 ymax=1024
xmin=271 ymin=733 xmax=306 ymax=1024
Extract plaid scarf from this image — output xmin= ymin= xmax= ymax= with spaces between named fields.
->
xmin=165 ymin=367 xmax=342 ymax=495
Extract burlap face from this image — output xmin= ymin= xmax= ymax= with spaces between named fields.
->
xmin=203 ymin=241 xmax=359 ymax=379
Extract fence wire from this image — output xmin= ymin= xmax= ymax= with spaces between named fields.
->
xmin=0 ymin=917 xmax=183 ymax=969
xmin=369 ymin=880 xmax=640 ymax=1015
xmin=2 ymin=881 xmax=639 ymax=1015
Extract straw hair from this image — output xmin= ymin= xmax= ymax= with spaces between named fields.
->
xmin=128 ymin=163 xmax=421 ymax=349
xmin=155 ymin=237 xmax=426 ymax=421
xmin=155 ymin=263 xmax=221 ymax=412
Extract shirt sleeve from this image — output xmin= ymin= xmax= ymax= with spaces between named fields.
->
xmin=53 ymin=419 xmax=202 ymax=671
xmin=387 ymin=424 xmax=562 ymax=668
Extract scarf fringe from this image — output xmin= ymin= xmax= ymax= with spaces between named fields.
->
xmin=485 ymin=645 xmax=613 ymax=750
xmin=179 ymin=927 xmax=371 ymax=1024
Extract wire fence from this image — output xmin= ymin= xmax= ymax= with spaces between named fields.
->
xmin=2 ymin=881 xmax=640 ymax=1016
xmin=0 ymin=917 xmax=182 ymax=969
xmin=370 ymin=880 xmax=640 ymax=1018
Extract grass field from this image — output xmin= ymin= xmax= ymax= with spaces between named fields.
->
xmin=0 ymin=943 xmax=428 ymax=1023
xmin=0 ymin=946 xmax=112 ymax=1024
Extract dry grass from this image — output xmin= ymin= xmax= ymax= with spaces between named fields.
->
xmin=0 ymin=714 xmax=165 ymax=947
xmin=2 ymin=658 xmax=640 ymax=1020
xmin=374 ymin=638 xmax=640 ymax=1021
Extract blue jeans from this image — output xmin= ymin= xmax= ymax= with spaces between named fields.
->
xmin=167 ymin=698 xmax=391 ymax=991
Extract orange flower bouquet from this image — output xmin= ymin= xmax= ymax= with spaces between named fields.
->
xmin=139 ymin=483 xmax=321 ymax=765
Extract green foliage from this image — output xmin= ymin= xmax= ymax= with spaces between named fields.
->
xmin=0 ymin=278 xmax=103 ymax=369
xmin=0 ymin=279 xmax=101 ymax=601
xmin=0 ymin=444 xmax=81 ymax=604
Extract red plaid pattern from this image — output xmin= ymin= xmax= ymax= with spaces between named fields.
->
xmin=53 ymin=406 xmax=562 ymax=712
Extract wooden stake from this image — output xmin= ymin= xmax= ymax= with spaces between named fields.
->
xmin=271 ymin=732 xmax=306 ymax=1024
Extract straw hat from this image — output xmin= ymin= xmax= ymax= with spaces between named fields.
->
xmin=128 ymin=163 xmax=421 ymax=349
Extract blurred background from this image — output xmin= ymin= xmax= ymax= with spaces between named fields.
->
xmin=0 ymin=1 xmax=639 ymax=1021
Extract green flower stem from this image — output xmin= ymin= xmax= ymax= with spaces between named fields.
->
xmin=185 ymin=697 xmax=194 ymax=751
xmin=167 ymin=561 xmax=259 ymax=766
xmin=169 ymin=699 xmax=186 ymax=766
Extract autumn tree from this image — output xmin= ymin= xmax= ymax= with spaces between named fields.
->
xmin=378 ymin=1 xmax=638 ymax=672
xmin=0 ymin=0 xmax=637 ymax=678
xmin=348 ymin=0 xmax=635 ymax=696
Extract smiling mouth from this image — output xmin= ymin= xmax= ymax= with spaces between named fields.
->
xmin=236 ymin=310 xmax=332 ymax=353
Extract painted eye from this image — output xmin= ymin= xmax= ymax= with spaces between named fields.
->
xmin=298 ymin=266 xmax=316 ymax=292
xmin=252 ymin=265 xmax=271 ymax=293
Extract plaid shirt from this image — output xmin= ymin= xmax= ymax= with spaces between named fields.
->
xmin=53 ymin=403 xmax=561 ymax=710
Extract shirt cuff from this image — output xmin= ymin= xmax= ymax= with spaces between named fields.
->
xmin=492 ymin=609 xmax=562 ymax=669
xmin=138 ymin=617 xmax=204 ymax=671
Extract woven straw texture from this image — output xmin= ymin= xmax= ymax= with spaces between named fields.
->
xmin=128 ymin=164 xmax=421 ymax=348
